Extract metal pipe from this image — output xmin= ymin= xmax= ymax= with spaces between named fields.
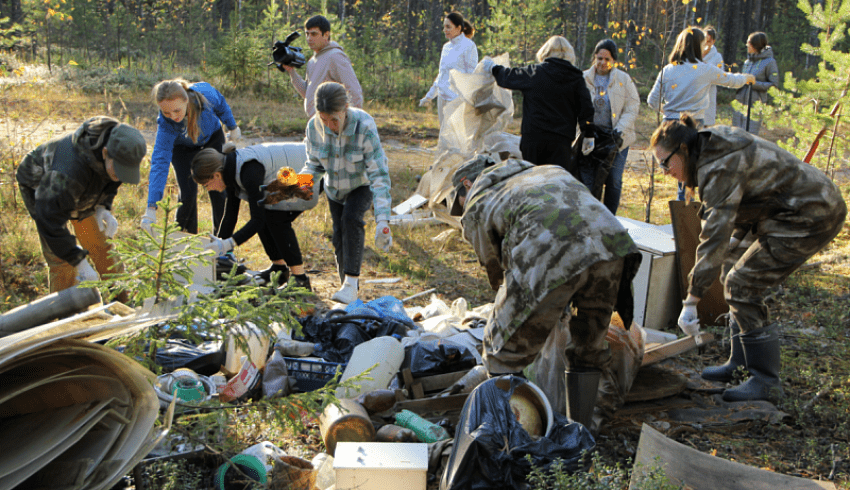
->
xmin=0 ymin=287 xmax=102 ymax=336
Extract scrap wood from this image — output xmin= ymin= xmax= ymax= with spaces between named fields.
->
xmin=393 ymin=394 xmax=469 ymax=416
xmin=642 ymin=333 xmax=715 ymax=367
xmin=630 ymin=424 xmax=836 ymax=489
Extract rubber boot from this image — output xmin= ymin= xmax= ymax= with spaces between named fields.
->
xmin=722 ymin=325 xmax=783 ymax=402
xmin=701 ymin=321 xmax=745 ymax=382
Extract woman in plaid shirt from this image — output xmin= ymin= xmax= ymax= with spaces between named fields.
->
xmin=301 ymin=82 xmax=393 ymax=304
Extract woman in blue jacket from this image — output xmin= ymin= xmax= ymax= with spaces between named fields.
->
xmin=142 ymin=79 xmax=242 ymax=235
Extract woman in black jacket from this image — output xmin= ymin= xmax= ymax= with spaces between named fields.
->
xmin=482 ymin=36 xmax=594 ymax=175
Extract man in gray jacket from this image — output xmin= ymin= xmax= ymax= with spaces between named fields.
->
xmin=280 ymin=15 xmax=364 ymax=117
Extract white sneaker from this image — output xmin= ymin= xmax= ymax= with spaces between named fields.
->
xmin=331 ymin=282 xmax=358 ymax=304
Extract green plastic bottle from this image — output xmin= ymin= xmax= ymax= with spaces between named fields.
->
xmin=394 ymin=409 xmax=450 ymax=443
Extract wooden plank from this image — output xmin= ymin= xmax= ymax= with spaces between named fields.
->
xmin=641 ymin=333 xmax=715 ymax=367
xmin=393 ymin=394 xmax=469 ymax=415
xmin=630 ymin=424 xmax=836 ymax=490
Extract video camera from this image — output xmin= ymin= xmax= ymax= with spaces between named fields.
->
xmin=271 ymin=31 xmax=306 ymax=68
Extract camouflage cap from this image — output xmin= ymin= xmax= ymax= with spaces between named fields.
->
xmin=451 ymin=155 xmax=497 ymax=189
xmin=448 ymin=155 xmax=497 ymax=216
xmin=107 ymin=124 xmax=147 ymax=184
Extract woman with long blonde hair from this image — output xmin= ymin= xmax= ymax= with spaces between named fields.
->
xmin=142 ymin=78 xmax=241 ymax=236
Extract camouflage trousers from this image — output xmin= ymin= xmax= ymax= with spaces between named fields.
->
xmin=483 ymin=258 xmax=623 ymax=373
xmin=724 ymin=226 xmax=843 ymax=333
xmin=20 ymin=190 xmax=126 ymax=301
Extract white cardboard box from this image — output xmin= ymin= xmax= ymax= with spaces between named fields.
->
xmin=617 ymin=217 xmax=680 ymax=331
xmin=334 ymin=442 xmax=428 ymax=490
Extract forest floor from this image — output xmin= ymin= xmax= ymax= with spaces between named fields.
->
xmin=0 ymin=79 xmax=848 ymax=488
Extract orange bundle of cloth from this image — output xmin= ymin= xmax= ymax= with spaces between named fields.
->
xmin=259 ymin=167 xmax=314 ymax=205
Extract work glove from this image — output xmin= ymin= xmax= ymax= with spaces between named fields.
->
xmin=94 ymin=205 xmax=119 ymax=238
xmin=745 ymin=74 xmax=756 ymax=85
xmin=479 ymin=58 xmax=496 ymax=74
xmin=418 ymin=97 xmax=431 ymax=107
xmin=581 ymin=137 xmax=595 ymax=156
xmin=140 ymin=207 xmax=157 ymax=234
xmin=205 ymin=235 xmax=235 ymax=256
xmin=678 ymin=302 xmax=700 ymax=338
xmin=229 ymin=126 xmax=242 ymax=142
xmin=75 ymin=259 xmax=99 ymax=284
xmin=375 ymin=221 xmax=392 ymax=252
xmin=729 ymin=236 xmax=742 ymax=250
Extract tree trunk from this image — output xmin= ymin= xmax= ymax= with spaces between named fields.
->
xmin=575 ymin=0 xmax=588 ymax=66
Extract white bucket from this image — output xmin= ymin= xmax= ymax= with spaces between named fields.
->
xmin=223 ymin=322 xmax=271 ymax=375
xmin=336 ymin=336 xmax=404 ymax=399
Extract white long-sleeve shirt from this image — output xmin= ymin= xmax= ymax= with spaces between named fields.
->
xmin=425 ymin=35 xmax=478 ymax=101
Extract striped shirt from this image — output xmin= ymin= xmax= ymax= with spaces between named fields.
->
xmin=302 ymin=108 xmax=392 ymax=222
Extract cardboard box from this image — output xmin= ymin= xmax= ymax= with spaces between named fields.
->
xmin=334 ymin=442 xmax=427 ymax=490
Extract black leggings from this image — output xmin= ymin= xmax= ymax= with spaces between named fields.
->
xmin=257 ymin=209 xmax=304 ymax=266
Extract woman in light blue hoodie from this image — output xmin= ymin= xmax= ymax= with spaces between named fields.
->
xmin=647 ymin=28 xmax=754 ymax=199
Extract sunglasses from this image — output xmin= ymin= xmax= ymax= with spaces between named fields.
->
xmin=658 ymin=148 xmax=679 ymax=171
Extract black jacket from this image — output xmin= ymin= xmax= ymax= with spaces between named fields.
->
xmin=492 ymin=57 xmax=594 ymax=139
xmin=16 ymin=116 xmax=122 ymax=266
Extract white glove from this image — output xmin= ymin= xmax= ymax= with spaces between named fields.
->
xmin=229 ymin=126 xmax=242 ymax=141
xmin=205 ymin=235 xmax=235 ymax=256
xmin=75 ymin=259 xmax=99 ymax=284
xmin=375 ymin=221 xmax=392 ymax=252
xmin=582 ymin=137 xmax=595 ymax=156
xmin=94 ymin=205 xmax=118 ymax=238
xmin=419 ymin=97 xmax=430 ymax=107
xmin=480 ymin=58 xmax=496 ymax=73
xmin=140 ymin=207 xmax=157 ymax=234
xmin=729 ymin=236 xmax=742 ymax=250
xmin=678 ymin=303 xmax=700 ymax=337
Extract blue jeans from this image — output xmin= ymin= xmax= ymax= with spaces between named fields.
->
xmin=579 ymin=148 xmax=629 ymax=215
xmin=328 ymin=185 xmax=373 ymax=283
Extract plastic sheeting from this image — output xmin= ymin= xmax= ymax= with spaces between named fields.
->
xmin=416 ymin=54 xmax=520 ymax=229
xmin=439 ymin=376 xmax=595 ymax=490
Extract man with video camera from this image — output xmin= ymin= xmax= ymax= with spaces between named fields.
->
xmin=277 ymin=15 xmax=363 ymax=117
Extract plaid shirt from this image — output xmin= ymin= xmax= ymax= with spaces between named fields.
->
xmin=302 ymin=108 xmax=392 ymax=222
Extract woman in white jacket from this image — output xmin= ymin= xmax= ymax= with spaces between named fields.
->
xmin=419 ymin=12 xmax=478 ymax=126
xmin=581 ymin=39 xmax=640 ymax=214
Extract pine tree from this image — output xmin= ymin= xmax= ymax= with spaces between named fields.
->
xmin=769 ymin=0 xmax=850 ymax=179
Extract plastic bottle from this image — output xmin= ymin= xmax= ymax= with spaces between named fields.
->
xmin=311 ymin=453 xmax=336 ymax=490
xmin=241 ymin=441 xmax=288 ymax=473
xmin=224 ymin=322 xmax=271 ymax=375
xmin=335 ymin=336 xmax=404 ymax=399
xmin=275 ymin=339 xmax=318 ymax=357
xmin=394 ymin=409 xmax=451 ymax=443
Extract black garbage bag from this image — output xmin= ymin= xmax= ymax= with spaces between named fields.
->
xmin=118 ymin=338 xmax=225 ymax=376
xmin=573 ymin=127 xmax=624 ymax=200
xmin=440 ymin=376 xmax=595 ymax=490
xmin=294 ymin=310 xmax=409 ymax=363
xmin=402 ymin=339 xmax=478 ymax=378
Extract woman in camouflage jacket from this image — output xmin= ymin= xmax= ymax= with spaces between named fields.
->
xmin=650 ymin=115 xmax=846 ymax=403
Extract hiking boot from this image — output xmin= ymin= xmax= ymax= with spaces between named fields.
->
xmin=257 ymin=264 xmax=290 ymax=287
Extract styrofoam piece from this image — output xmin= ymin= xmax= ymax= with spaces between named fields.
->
xmin=392 ymin=194 xmax=428 ymax=215
xmin=333 ymin=442 xmax=427 ymax=490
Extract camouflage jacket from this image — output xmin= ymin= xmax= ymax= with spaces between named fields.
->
xmin=689 ymin=126 xmax=848 ymax=298
xmin=16 ymin=116 xmax=123 ymax=266
xmin=460 ymin=159 xmax=641 ymax=337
